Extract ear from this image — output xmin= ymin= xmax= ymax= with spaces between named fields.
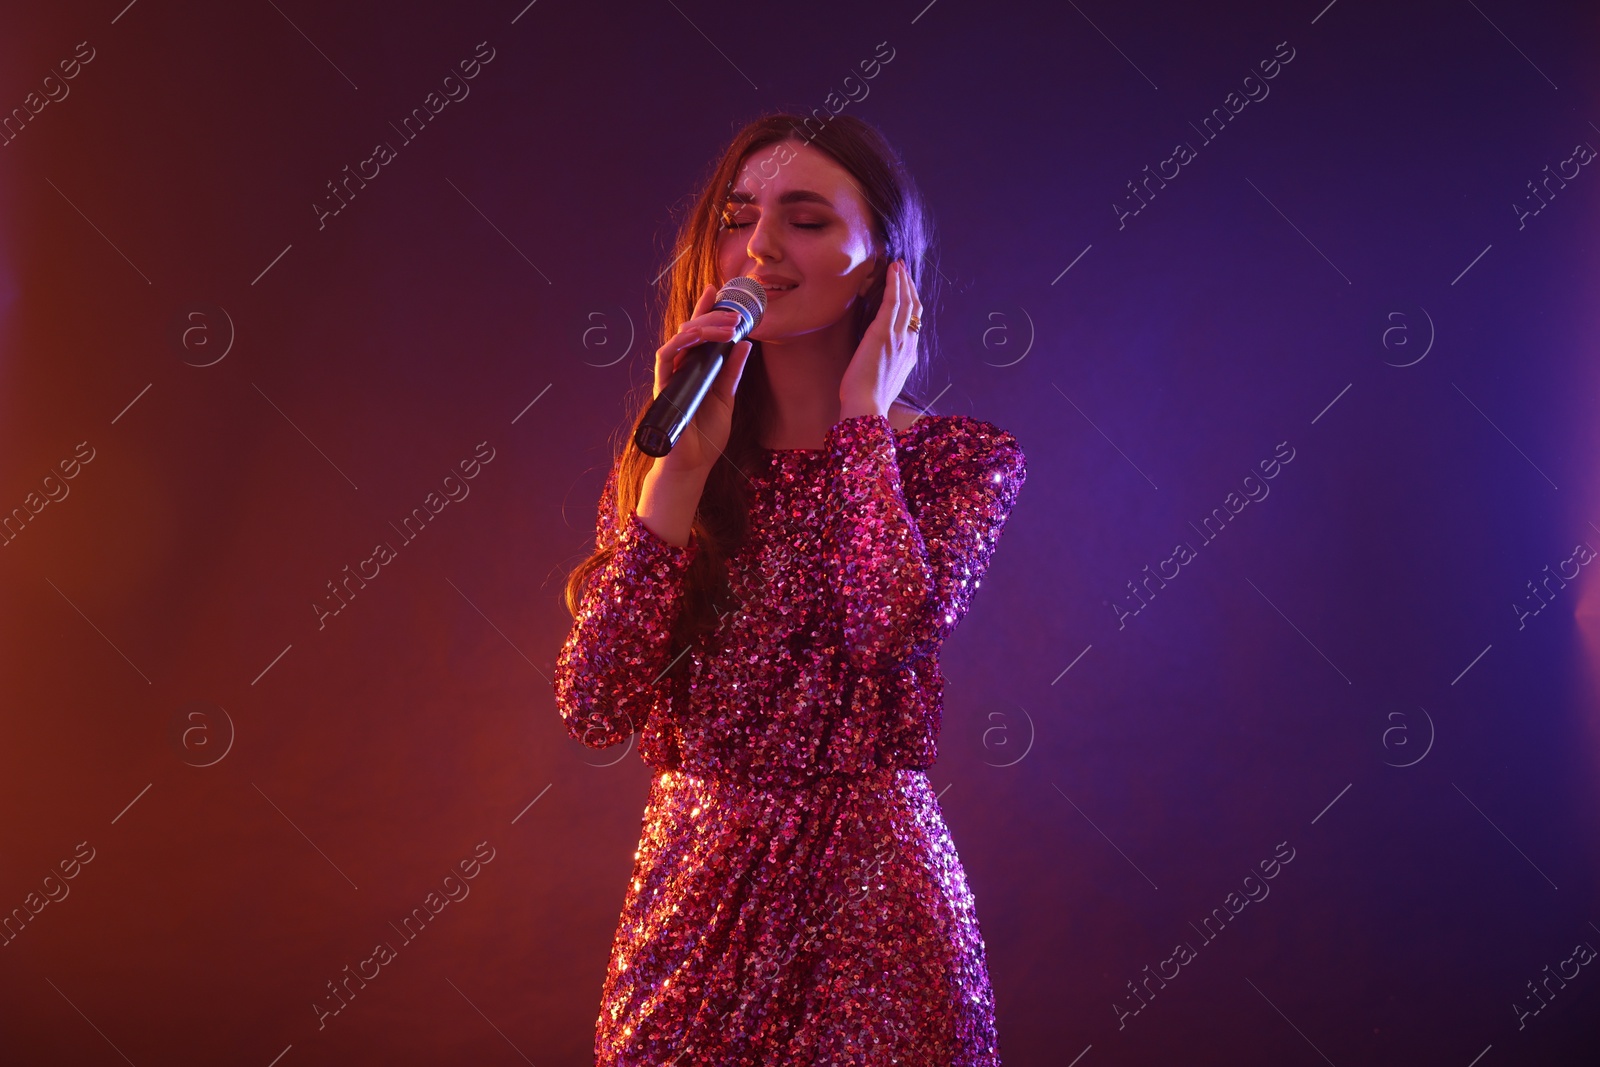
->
xmin=856 ymin=252 xmax=886 ymax=298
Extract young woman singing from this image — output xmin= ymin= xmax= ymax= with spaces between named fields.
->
xmin=556 ymin=112 xmax=1026 ymax=1065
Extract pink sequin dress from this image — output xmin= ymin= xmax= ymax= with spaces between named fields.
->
xmin=554 ymin=412 xmax=1026 ymax=1065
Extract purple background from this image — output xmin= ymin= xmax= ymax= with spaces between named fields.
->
xmin=1 ymin=0 xmax=1597 ymax=1063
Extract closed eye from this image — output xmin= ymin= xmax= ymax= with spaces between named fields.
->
xmin=722 ymin=218 xmax=827 ymax=231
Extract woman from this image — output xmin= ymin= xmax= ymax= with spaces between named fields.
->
xmin=555 ymin=112 xmax=1026 ymax=1065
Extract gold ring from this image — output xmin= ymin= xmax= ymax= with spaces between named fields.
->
xmin=907 ymin=316 xmax=922 ymax=333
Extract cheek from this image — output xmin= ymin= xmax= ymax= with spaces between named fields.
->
xmin=800 ymin=275 xmax=867 ymax=321
xmin=793 ymin=250 xmax=862 ymax=297
xmin=821 ymin=241 xmax=877 ymax=293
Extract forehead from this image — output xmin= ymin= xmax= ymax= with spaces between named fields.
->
xmin=728 ymin=139 xmax=866 ymax=210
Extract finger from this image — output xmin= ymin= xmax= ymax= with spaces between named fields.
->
xmin=897 ymin=262 xmax=918 ymax=334
xmin=682 ymin=322 xmax=730 ymax=350
xmin=665 ymin=338 xmax=696 ymax=385
xmin=685 ymin=309 xmax=740 ymax=334
xmin=681 ymin=321 xmax=738 ymax=354
xmin=692 ymin=282 xmax=717 ymax=317
xmin=867 ymin=259 xmax=899 ymax=338
xmin=886 ymin=259 xmax=908 ymax=333
xmin=667 ymin=326 xmax=736 ymax=392
xmin=656 ymin=326 xmax=707 ymax=391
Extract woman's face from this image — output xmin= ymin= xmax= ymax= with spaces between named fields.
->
xmin=715 ymin=138 xmax=882 ymax=344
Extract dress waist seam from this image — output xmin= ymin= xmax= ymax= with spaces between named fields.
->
xmin=652 ymin=764 xmax=924 ymax=793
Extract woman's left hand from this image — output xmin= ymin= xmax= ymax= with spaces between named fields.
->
xmin=839 ymin=259 xmax=922 ymax=421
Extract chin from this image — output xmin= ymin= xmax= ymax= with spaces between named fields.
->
xmin=749 ymin=318 xmax=794 ymax=344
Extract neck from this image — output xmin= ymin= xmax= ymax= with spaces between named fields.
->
xmin=757 ymin=317 xmax=857 ymax=450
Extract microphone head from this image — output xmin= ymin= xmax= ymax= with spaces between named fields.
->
xmin=712 ymin=276 xmax=766 ymax=340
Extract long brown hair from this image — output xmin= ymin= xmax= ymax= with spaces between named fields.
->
xmin=563 ymin=112 xmax=940 ymax=665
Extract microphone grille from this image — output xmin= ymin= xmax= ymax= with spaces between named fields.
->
xmin=717 ymin=276 xmax=767 ymax=327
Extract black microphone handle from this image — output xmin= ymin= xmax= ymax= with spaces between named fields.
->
xmin=633 ymin=339 xmax=731 ymax=457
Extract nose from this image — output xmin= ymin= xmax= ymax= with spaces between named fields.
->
xmin=744 ymin=213 xmax=782 ymax=264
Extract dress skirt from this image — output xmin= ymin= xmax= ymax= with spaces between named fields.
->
xmin=593 ymin=765 xmax=1002 ymax=1066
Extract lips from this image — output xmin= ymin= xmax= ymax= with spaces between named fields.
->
xmin=752 ymin=276 xmax=797 ymax=292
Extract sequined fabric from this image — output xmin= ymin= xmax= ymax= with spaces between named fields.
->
xmin=554 ymin=413 xmax=1026 ymax=1065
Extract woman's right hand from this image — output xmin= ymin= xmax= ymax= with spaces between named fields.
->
xmin=649 ymin=282 xmax=753 ymax=481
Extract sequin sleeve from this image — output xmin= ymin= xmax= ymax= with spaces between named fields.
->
xmin=553 ymin=465 xmax=698 ymax=748
xmin=822 ymin=413 xmax=1026 ymax=673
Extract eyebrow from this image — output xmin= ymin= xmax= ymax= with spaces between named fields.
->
xmin=725 ymin=189 xmax=836 ymax=209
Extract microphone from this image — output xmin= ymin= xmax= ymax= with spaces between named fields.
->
xmin=633 ymin=277 xmax=766 ymax=457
